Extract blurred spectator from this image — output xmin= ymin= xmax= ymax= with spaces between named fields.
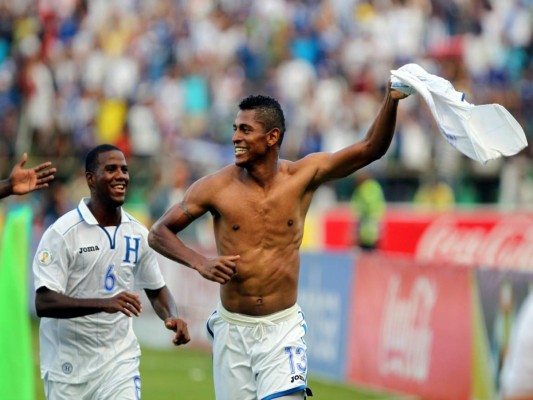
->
xmin=127 ymin=86 xmax=161 ymax=157
xmin=498 ymin=155 xmax=533 ymax=210
xmin=35 ymin=179 xmax=74 ymax=230
xmin=350 ymin=170 xmax=386 ymax=251
xmin=149 ymin=157 xmax=190 ymax=224
xmin=493 ymin=279 xmax=517 ymax=392
xmin=413 ymin=175 xmax=455 ymax=211
xmin=148 ymin=157 xmax=215 ymax=249
xmin=0 ymin=0 xmax=531 ymax=204
xmin=500 ymin=287 xmax=533 ymax=400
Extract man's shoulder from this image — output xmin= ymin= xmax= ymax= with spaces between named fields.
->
xmin=215 ymin=164 xmax=239 ymax=176
xmin=197 ymin=165 xmax=238 ymax=186
xmin=281 ymin=154 xmax=325 ymax=175
xmin=48 ymin=208 xmax=83 ymax=236
xmin=122 ymin=212 xmax=150 ymax=236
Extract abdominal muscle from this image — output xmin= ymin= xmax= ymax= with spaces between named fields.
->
xmin=219 ymin=245 xmax=300 ymax=316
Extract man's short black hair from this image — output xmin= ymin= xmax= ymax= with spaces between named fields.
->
xmin=238 ymin=95 xmax=286 ymax=147
xmin=85 ymin=144 xmax=122 ymax=172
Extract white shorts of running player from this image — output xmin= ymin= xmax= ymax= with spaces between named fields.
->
xmin=207 ymin=303 xmax=311 ymax=400
xmin=44 ymin=357 xmax=141 ymax=400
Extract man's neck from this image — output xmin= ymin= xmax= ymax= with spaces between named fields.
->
xmin=87 ymin=200 xmax=122 ymax=227
xmin=242 ymin=159 xmax=279 ymax=188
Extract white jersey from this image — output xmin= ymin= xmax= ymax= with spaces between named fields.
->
xmin=33 ymin=198 xmax=165 ymax=384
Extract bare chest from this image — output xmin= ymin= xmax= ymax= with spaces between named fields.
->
xmin=212 ymin=182 xmax=306 ymax=245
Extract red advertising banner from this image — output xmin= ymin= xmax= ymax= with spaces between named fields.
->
xmin=381 ymin=210 xmax=533 ymax=269
xmin=322 ymin=207 xmax=533 ymax=269
xmin=323 ymin=208 xmax=355 ymax=250
xmin=347 ymin=252 xmax=472 ymax=399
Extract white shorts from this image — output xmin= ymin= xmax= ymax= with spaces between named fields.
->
xmin=44 ymin=357 xmax=141 ymax=400
xmin=206 ymin=303 xmax=311 ymax=400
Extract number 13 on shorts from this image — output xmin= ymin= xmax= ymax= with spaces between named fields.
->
xmin=285 ymin=346 xmax=307 ymax=376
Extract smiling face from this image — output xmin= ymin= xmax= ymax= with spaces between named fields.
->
xmin=233 ymin=109 xmax=279 ymax=167
xmin=86 ymin=150 xmax=129 ymax=208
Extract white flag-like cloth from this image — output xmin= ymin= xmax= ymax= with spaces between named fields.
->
xmin=391 ymin=63 xmax=528 ymax=164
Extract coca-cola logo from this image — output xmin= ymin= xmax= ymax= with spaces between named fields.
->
xmin=415 ymin=213 xmax=533 ymax=269
xmin=378 ymin=274 xmax=436 ymax=381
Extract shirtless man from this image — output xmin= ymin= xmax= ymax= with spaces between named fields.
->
xmin=148 ymin=82 xmax=408 ymax=399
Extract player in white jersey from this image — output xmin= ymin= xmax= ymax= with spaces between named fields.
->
xmin=33 ymin=144 xmax=190 ymax=400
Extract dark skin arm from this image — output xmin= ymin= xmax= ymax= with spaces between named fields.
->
xmin=310 ymin=83 xmax=406 ymax=185
xmin=0 ymin=153 xmax=56 ymax=199
xmin=148 ymin=192 xmax=239 ymax=284
xmin=145 ymin=286 xmax=190 ymax=346
xmin=35 ymin=286 xmax=142 ymax=319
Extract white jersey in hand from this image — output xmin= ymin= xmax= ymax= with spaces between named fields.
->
xmin=391 ymin=63 xmax=528 ymax=164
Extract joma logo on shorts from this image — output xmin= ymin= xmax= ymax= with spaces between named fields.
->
xmin=290 ymin=374 xmax=305 ymax=383
xmin=79 ymin=245 xmax=100 ymax=254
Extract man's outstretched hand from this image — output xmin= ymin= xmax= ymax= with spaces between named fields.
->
xmin=10 ymin=153 xmax=56 ymax=195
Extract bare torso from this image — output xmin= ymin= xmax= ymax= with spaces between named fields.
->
xmin=151 ymin=89 xmax=402 ymax=317
xmin=208 ymin=161 xmax=315 ymax=315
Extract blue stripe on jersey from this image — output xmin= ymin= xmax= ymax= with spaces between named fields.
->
xmin=112 ymin=224 xmax=120 ymax=248
xmin=98 ymin=223 xmax=121 ymax=249
xmin=125 ymin=212 xmax=139 ymax=224
xmin=206 ymin=310 xmax=217 ymax=338
xmin=76 ymin=206 xmax=84 ymax=222
xmin=261 ymin=385 xmax=308 ymax=400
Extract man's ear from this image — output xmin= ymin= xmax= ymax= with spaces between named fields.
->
xmin=85 ymin=171 xmax=95 ymax=188
xmin=266 ymin=128 xmax=280 ymax=147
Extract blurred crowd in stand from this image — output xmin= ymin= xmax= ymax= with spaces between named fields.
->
xmin=1 ymin=0 xmax=533 ymax=230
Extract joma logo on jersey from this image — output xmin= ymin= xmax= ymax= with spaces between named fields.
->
xmin=290 ymin=374 xmax=305 ymax=383
xmin=79 ymin=245 xmax=100 ymax=254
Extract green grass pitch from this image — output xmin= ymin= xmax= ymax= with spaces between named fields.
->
xmin=31 ymin=319 xmax=416 ymax=399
